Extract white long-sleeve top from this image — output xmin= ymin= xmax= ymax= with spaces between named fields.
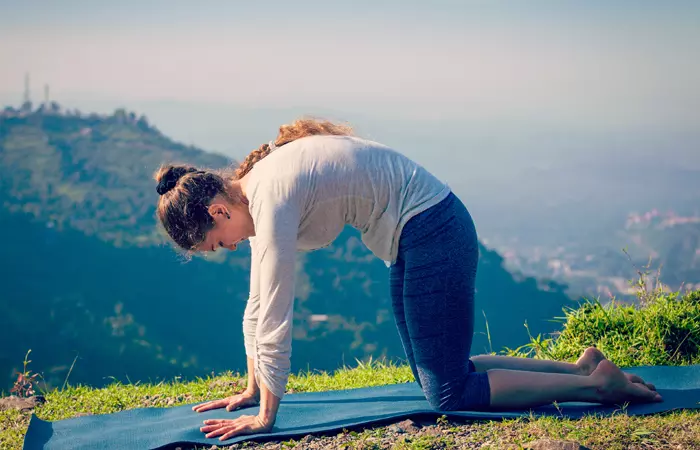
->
xmin=241 ymin=134 xmax=451 ymax=399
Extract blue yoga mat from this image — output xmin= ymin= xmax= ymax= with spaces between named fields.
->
xmin=23 ymin=364 xmax=700 ymax=450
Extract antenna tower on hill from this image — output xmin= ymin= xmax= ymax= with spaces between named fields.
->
xmin=24 ymin=73 xmax=31 ymax=104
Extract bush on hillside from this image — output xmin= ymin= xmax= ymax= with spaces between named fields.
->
xmin=501 ymin=287 xmax=700 ymax=368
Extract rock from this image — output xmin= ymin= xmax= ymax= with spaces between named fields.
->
xmin=389 ymin=418 xmax=420 ymax=434
xmin=388 ymin=424 xmax=404 ymax=434
xmin=523 ymin=439 xmax=591 ymax=450
xmin=0 ymin=395 xmax=45 ymax=411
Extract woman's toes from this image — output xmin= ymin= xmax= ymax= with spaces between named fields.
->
xmin=625 ymin=373 xmax=657 ymax=391
xmin=592 ymin=359 xmax=661 ymax=404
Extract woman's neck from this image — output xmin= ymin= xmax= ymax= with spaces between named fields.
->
xmin=230 ymin=173 xmax=250 ymax=205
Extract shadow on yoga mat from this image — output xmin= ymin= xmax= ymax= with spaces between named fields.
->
xmin=23 ymin=365 xmax=700 ymax=450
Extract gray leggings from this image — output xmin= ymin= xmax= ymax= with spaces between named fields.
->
xmin=389 ymin=192 xmax=491 ymax=411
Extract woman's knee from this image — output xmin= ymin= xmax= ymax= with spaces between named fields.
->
xmin=424 ymin=391 xmax=460 ymax=412
xmin=423 ymin=372 xmax=492 ymax=412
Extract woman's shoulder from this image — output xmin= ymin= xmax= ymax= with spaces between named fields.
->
xmin=247 ymin=133 xmax=393 ymax=186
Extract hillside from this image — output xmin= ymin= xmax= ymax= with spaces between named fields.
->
xmin=0 ymin=106 xmax=229 ymax=246
xmin=0 ymin=105 xmax=578 ymax=392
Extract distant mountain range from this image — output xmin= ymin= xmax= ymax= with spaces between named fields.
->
xmin=0 ymin=104 xmax=581 ymax=391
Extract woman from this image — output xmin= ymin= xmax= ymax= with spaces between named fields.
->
xmin=153 ymin=119 xmax=661 ymax=442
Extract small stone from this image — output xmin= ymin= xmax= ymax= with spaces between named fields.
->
xmin=300 ymin=435 xmax=315 ymax=443
xmin=523 ymin=439 xmax=591 ymax=450
xmin=396 ymin=418 xmax=420 ymax=432
xmin=388 ymin=424 xmax=404 ymax=434
xmin=0 ymin=395 xmax=45 ymax=412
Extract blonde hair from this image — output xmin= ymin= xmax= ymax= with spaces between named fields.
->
xmin=154 ymin=118 xmax=354 ymax=250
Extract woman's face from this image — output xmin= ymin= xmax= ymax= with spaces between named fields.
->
xmin=196 ymin=198 xmax=255 ymax=253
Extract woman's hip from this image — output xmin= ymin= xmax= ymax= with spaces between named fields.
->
xmin=396 ymin=191 xmax=479 ymax=266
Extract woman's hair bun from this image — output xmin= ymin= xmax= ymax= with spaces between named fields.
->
xmin=155 ymin=165 xmax=199 ymax=195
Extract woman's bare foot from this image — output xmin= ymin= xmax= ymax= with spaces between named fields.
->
xmin=576 ymin=347 xmax=606 ymax=376
xmin=591 ymin=359 xmax=663 ymax=404
xmin=575 ymin=346 xmax=656 ymax=391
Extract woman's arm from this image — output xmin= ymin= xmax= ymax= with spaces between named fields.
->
xmin=199 ymin=181 xmax=300 ymax=441
xmin=244 ymin=356 xmax=259 ymax=395
xmin=242 ymin=237 xmax=261 ymax=394
xmin=252 ymin=197 xmax=301 ymax=401
xmin=258 ymin=376 xmax=281 ymax=426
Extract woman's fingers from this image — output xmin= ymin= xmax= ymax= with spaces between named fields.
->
xmin=201 ymin=423 xmax=237 ymax=433
xmin=200 ymin=417 xmax=258 ymax=440
xmin=202 ymin=419 xmax=230 ymax=425
xmin=192 ymin=402 xmax=215 ymax=413
xmin=192 ymin=398 xmax=228 ymax=412
xmin=201 ymin=419 xmax=235 ymax=434
xmin=226 ymin=394 xmax=256 ymax=411
xmin=205 ymin=425 xmax=236 ymax=438
xmin=200 ymin=416 xmax=252 ymax=441
xmin=192 ymin=393 xmax=258 ymax=414
xmin=226 ymin=398 xmax=243 ymax=411
xmin=220 ymin=424 xmax=252 ymax=441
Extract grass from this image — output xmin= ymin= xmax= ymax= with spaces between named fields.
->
xmin=2 ymin=276 xmax=700 ymax=449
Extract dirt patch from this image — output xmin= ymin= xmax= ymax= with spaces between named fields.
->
xmin=141 ymin=393 xmax=195 ymax=408
xmin=524 ymin=439 xmax=591 ymax=450
xmin=208 ymin=379 xmax=245 ymax=391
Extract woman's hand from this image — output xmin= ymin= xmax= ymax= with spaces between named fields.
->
xmin=200 ymin=414 xmax=273 ymax=441
xmin=194 ymin=371 xmax=281 ymax=442
xmin=192 ymin=389 xmax=260 ymax=413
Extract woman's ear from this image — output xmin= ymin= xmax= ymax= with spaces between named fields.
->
xmin=207 ymin=203 xmax=231 ymax=220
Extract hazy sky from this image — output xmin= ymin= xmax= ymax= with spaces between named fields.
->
xmin=2 ymin=0 xmax=699 ymax=125
xmin=1 ymin=1 xmax=699 ymax=243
